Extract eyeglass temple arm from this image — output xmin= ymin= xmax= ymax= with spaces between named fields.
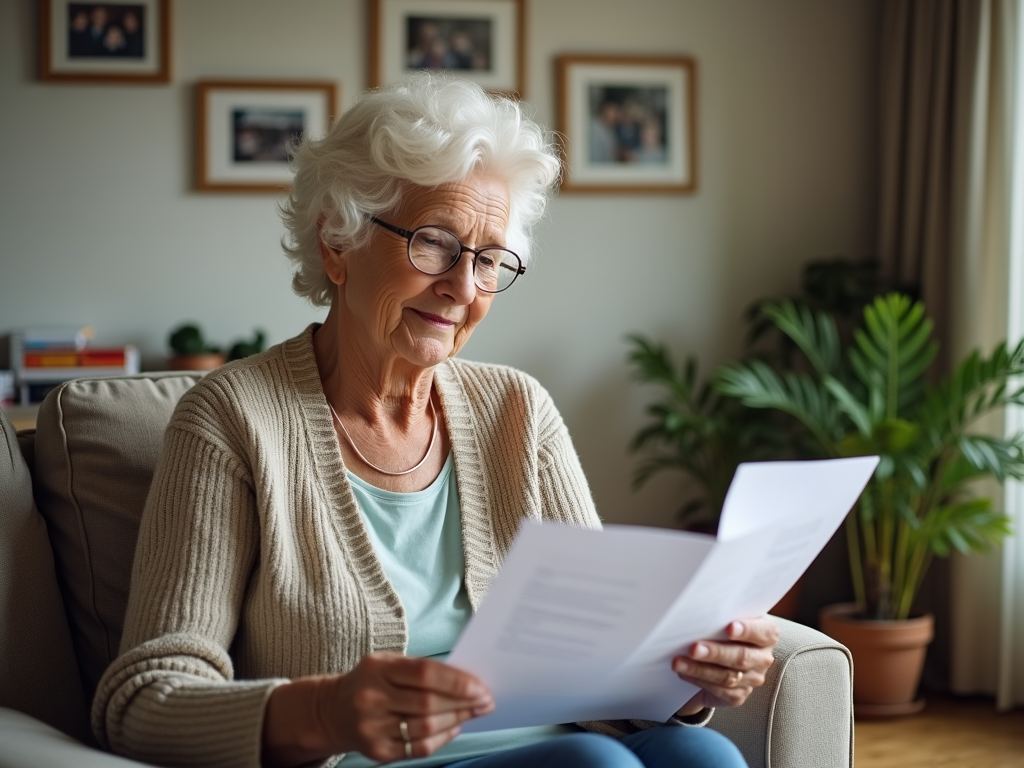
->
xmin=368 ymin=216 xmax=415 ymax=239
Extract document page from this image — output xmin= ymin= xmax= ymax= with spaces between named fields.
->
xmin=447 ymin=456 xmax=878 ymax=732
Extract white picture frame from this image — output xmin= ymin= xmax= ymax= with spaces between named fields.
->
xmin=195 ymin=80 xmax=338 ymax=193
xmin=370 ymin=0 xmax=525 ymax=96
xmin=557 ymin=55 xmax=698 ymax=194
xmin=40 ymin=0 xmax=171 ymax=83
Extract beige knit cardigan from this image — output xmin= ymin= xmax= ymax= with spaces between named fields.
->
xmin=92 ymin=325 xmax=613 ymax=767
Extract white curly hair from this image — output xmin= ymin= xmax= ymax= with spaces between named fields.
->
xmin=279 ymin=72 xmax=562 ymax=307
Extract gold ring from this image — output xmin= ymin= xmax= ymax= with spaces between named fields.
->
xmin=399 ymin=719 xmax=412 ymax=759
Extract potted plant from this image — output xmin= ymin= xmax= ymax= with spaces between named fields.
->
xmin=168 ymin=325 xmax=267 ymax=371
xmin=718 ymin=293 xmax=1021 ymax=715
xmin=168 ymin=323 xmax=225 ymax=371
xmin=623 ymin=257 xmax=881 ymax=617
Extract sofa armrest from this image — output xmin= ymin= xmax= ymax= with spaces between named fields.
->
xmin=0 ymin=708 xmax=156 ymax=768
xmin=707 ymin=617 xmax=853 ymax=768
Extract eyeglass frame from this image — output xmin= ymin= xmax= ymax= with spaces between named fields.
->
xmin=367 ymin=216 xmax=526 ymax=294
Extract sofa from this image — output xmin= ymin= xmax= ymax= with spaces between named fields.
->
xmin=0 ymin=372 xmax=856 ymax=767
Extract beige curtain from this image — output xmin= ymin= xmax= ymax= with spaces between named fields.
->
xmin=1000 ymin=1 xmax=1024 ymax=709
xmin=878 ymin=0 xmax=1023 ymax=708
xmin=878 ymin=0 xmax=984 ymax=370
xmin=946 ymin=0 xmax=1019 ymax=709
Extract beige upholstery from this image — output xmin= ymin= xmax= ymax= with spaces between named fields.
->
xmin=31 ymin=373 xmax=201 ymax=703
xmin=711 ymin=620 xmax=854 ymax=768
xmin=0 ymin=372 xmax=855 ymax=767
xmin=0 ymin=403 xmax=91 ymax=745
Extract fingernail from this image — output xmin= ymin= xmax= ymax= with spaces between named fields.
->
xmin=468 ymin=681 xmax=487 ymax=698
xmin=674 ymin=659 xmax=690 ymax=674
xmin=472 ymin=701 xmax=493 ymax=716
xmin=692 ymin=643 xmax=709 ymax=659
xmin=731 ymin=621 xmax=745 ymax=636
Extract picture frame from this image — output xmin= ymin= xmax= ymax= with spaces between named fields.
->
xmin=39 ymin=0 xmax=171 ymax=83
xmin=369 ymin=0 xmax=526 ymax=96
xmin=557 ymin=55 xmax=698 ymax=194
xmin=195 ymin=80 xmax=338 ymax=193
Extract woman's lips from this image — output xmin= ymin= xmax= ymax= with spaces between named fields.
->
xmin=412 ymin=309 xmax=458 ymax=328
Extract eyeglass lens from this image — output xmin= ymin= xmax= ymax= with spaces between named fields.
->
xmin=409 ymin=226 xmax=521 ymax=293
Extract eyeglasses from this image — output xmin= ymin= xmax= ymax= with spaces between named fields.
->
xmin=369 ymin=216 xmax=526 ymax=293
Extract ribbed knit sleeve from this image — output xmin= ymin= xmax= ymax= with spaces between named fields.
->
xmin=91 ymin=400 xmax=285 ymax=768
xmin=533 ymin=378 xmax=602 ymax=530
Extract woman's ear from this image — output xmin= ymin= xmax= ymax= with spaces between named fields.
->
xmin=317 ymin=213 xmax=346 ymax=286
xmin=319 ymin=237 xmax=347 ymax=286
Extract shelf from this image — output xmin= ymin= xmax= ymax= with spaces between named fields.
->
xmin=11 ymin=343 xmax=140 ymax=405
xmin=17 ymin=366 xmax=137 ymax=381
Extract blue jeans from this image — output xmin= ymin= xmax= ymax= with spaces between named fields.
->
xmin=445 ymin=727 xmax=748 ymax=768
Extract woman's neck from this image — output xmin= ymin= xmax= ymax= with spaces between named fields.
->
xmin=312 ymin=310 xmax=434 ymax=426
xmin=313 ymin=309 xmax=450 ymax=492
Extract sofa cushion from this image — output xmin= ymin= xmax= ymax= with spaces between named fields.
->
xmin=0 ymin=410 xmax=92 ymax=744
xmin=32 ymin=373 xmax=202 ymax=704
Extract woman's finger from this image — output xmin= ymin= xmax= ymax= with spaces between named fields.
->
xmin=377 ymin=655 xmax=492 ymax=710
xmin=690 ymin=681 xmax=756 ymax=708
xmin=685 ymin=638 xmax=774 ymax=674
xmin=726 ymin=616 xmax=780 ymax=648
xmin=673 ymin=658 xmax=767 ymax=690
xmin=400 ymin=708 xmax=480 ymax=742
xmin=402 ymin=723 xmax=463 ymax=762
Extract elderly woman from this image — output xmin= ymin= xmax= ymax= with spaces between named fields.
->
xmin=92 ymin=74 xmax=777 ymax=768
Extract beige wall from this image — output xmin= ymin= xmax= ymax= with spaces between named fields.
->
xmin=0 ymin=0 xmax=880 ymax=528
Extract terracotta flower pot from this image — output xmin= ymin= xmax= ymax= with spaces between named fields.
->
xmin=819 ymin=603 xmax=934 ymax=718
xmin=168 ymin=353 xmax=225 ymax=371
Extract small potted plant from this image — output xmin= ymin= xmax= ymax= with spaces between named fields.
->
xmin=168 ymin=323 xmax=224 ymax=371
xmin=718 ymin=293 xmax=1021 ymax=715
xmin=167 ymin=325 xmax=267 ymax=371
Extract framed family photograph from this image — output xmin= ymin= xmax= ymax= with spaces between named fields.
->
xmin=39 ymin=0 xmax=171 ymax=83
xmin=195 ymin=80 xmax=338 ymax=193
xmin=557 ymin=55 xmax=697 ymax=194
xmin=370 ymin=0 xmax=525 ymax=96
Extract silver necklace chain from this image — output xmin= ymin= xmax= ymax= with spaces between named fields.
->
xmin=328 ymin=398 xmax=438 ymax=476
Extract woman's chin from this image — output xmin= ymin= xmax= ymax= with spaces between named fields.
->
xmin=397 ymin=338 xmax=455 ymax=368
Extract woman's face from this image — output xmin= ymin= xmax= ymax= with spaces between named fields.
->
xmin=328 ymin=171 xmax=509 ymax=369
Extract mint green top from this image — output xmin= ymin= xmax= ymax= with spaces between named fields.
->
xmin=341 ymin=453 xmax=574 ymax=767
xmin=347 ymin=452 xmax=472 ymax=658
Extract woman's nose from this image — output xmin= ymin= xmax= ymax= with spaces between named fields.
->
xmin=438 ymin=252 xmax=479 ymax=302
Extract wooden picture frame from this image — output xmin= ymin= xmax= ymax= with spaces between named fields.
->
xmin=557 ymin=55 xmax=697 ymax=194
xmin=39 ymin=0 xmax=171 ymax=83
xmin=195 ymin=80 xmax=338 ymax=193
xmin=369 ymin=0 xmax=526 ymax=97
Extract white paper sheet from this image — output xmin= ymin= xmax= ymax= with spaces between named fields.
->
xmin=447 ymin=456 xmax=878 ymax=732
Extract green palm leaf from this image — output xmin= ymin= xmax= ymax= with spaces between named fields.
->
xmin=849 ymin=295 xmax=937 ymax=418
xmin=717 ymin=362 xmax=840 ymax=453
xmin=762 ymin=301 xmax=841 ymax=376
xmin=954 ymin=435 xmax=1024 ymax=482
xmin=918 ymin=497 xmax=1012 ymax=557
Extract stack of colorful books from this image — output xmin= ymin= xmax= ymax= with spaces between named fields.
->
xmin=10 ymin=328 xmax=139 ymax=405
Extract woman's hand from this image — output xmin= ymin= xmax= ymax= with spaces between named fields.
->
xmin=263 ymin=652 xmax=493 ymax=767
xmin=672 ymin=616 xmax=779 ymax=717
